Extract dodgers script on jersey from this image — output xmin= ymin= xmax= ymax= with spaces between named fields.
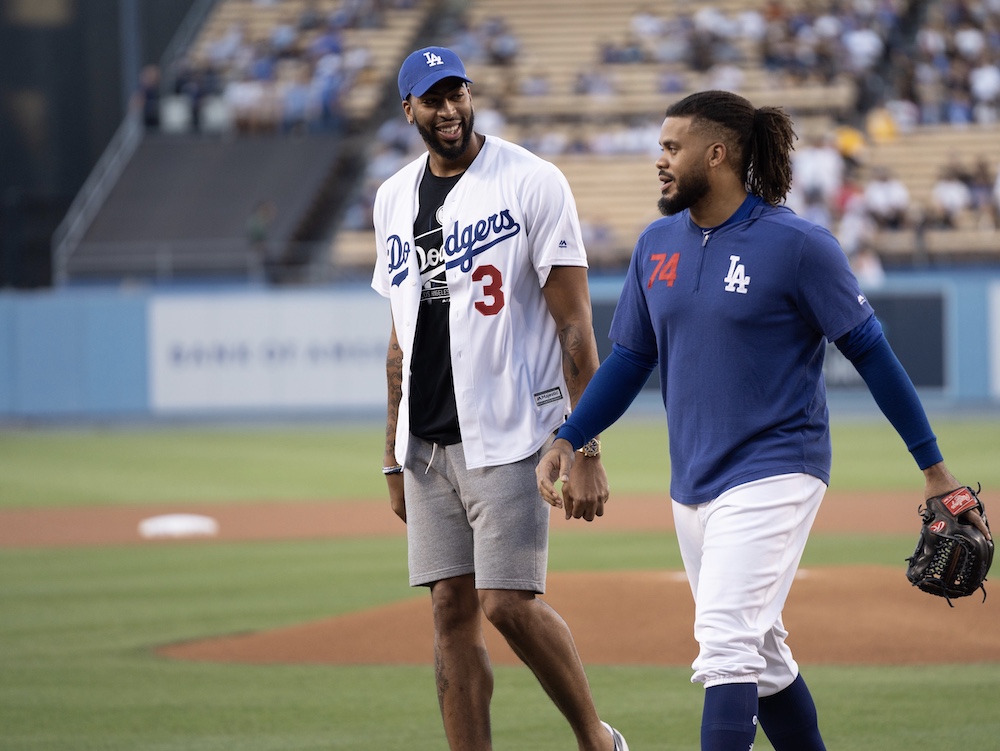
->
xmin=371 ymin=136 xmax=589 ymax=469
xmin=610 ymin=195 xmax=875 ymax=504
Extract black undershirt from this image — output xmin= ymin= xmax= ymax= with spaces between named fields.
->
xmin=408 ymin=169 xmax=463 ymax=445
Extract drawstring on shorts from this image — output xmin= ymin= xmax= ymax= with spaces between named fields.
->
xmin=425 ymin=442 xmax=439 ymax=474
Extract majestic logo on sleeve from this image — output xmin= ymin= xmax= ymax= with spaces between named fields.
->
xmin=723 ymin=255 xmax=750 ymax=294
xmin=386 ymin=235 xmax=411 ymax=287
xmin=443 ymin=210 xmax=522 ymax=273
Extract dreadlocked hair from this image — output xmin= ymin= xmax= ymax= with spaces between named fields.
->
xmin=664 ymin=90 xmax=797 ymax=206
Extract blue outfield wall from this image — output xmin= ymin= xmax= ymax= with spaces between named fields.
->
xmin=0 ymin=290 xmax=148 ymax=416
xmin=0 ymin=268 xmax=998 ymax=420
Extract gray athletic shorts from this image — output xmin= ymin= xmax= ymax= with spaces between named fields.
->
xmin=403 ymin=436 xmax=551 ymax=592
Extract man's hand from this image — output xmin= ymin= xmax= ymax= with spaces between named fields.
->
xmin=387 ymin=473 xmax=406 ymax=522
xmin=536 ymin=438 xmax=609 ymax=520
xmin=922 ymin=461 xmax=991 ymax=540
xmin=536 ymin=438 xmax=575 ymax=510
xmin=563 ymin=454 xmax=609 ymax=521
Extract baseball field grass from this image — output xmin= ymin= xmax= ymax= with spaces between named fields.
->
xmin=1 ymin=414 xmax=998 ymax=750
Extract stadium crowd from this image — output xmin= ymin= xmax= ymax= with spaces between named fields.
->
xmin=151 ymin=0 xmax=418 ymax=135
xmin=148 ymin=0 xmax=1000 ymax=272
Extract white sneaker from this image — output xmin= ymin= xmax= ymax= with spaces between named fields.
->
xmin=601 ymin=720 xmax=630 ymax=751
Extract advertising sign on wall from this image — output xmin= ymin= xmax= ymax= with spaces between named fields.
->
xmin=149 ymin=292 xmax=390 ymax=411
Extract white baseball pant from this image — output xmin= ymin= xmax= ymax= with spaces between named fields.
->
xmin=672 ymin=473 xmax=826 ymax=696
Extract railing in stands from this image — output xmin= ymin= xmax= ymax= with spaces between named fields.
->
xmin=159 ymin=0 xmax=221 ymax=94
xmin=50 ymin=113 xmax=145 ymax=287
xmin=51 ymin=0 xmax=222 ymax=287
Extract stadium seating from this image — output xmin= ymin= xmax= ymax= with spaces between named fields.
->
xmin=865 ymin=126 xmax=1000 ymax=263
xmin=59 ymin=0 xmax=431 ymax=284
xmin=59 ymin=0 xmax=1000 ymax=284
xmin=188 ymin=0 xmax=427 ymax=121
xmin=461 ymin=0 xmax=856 ymax=119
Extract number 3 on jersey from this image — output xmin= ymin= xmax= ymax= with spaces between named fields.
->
xmin=472 ymin=264 xmax=504 ymax=315
xmin=648 ymin=253 xmax=679 ymax=289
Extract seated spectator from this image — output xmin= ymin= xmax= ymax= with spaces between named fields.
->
xmin=271 ymin=22 xmax=298 ymax=58
xmin=132 ymin=64 xmax=161 ymax=130
xmin=790 ymin=132 xmax=843 ymax=215
xmin=598 ymin=39 xmax=619 ymax=64
xmin=444 ymin=15 xmax=487 ymax=65
xmin=735 ymin=8 xmax=767 ymax=45
xmin=280 ymin=64 xmax=313 ymax=134
xmin=850 ymin=243 xmax=886 ymax=289
xmin=224 ymin=73 xmax=267 ymax=134
xmin=630 ymin=6 xmax=664 ymax=41
xmin=307 ymin=23 xmax=343 ymax=60
xmin=650 ymin=14 xmax=693 ymax=64
xmin=329 ymin=0 xmax=383 ymax=30
xmin=692 ymin=6 xmax=741 ymax=63
xmin=798 ymin=186 xmax=833 ymax=229
xmin=620 ymin=33 xmax=648 ymax=63
xmin=564 ymin=127 xmax=592 ymax=155
xmin=474 ymin=98 xmax=508 ymax=137
xmin=483 ymin=17 xmax=520 ymax=66
xmin=518 ymin=71 xmax=551 ymax=97
xmin=249 ymin=41 xmax=277 ymax=82
xmin=994 ymin=163 xmax=1000 ymax=226
xmin=865 ymin=105 xmax=898 ymax=144
xmin=518 ymin=122 xmax=568 ymax=156
xmin=883 ymin=97 xmax=920 ymax=133
xmin=842 ymin=25 xmax=884 ymax=74
xmin=580 ymin=216 xmax=620 ymax=269
xmin=944 ymin=85 xmax=975 ymax=125
xmin=657 ymin=64 xmax=687 ymax=93
xmin=969 ymin=52 xmax=1000 ymax=123
xmin=832 ymin=119 xmax=868 ymax=172
xmin=927 ymin=165 xmax=973 ymax=228
xmin=863 ymin=166 xmax=911 ymax=230
xmin=953 ymin=19 xmax=987 ymax=62
xmin=586 ymin=118 xmax=659 ymax=155
xmin=206 ymin=22 xmax=248 ymax=69
xmin=573 ymin=67 xmax=617 ymax=97
xmin=968 ymin=157 xmax=999 ymax=229
xmin=310 ymin=52 xmax=350 ymax=132
xmin=706 ymin=62 xmax=744 ymax=91
xmin=835 ymin=187 xmax=876 ymax=257
xmin=298 ymin=0 xmax=324 ymax=32
xmin=605 ymin=33 xmax=646 ymax=64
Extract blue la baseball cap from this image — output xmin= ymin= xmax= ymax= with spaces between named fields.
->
xmin=397 ymin=46 xmax=473 ymax=100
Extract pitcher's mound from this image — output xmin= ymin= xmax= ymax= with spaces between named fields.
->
xmin=157 ymin=567 xmax=998 ymax=667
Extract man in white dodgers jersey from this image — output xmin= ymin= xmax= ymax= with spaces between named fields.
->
xmin=537 ymin=90 xmax=991 ymax=751
xmin=371 ymin=47 xmax=628 ymax=751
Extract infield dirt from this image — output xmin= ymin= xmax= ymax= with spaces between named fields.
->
xmin=2 ymin=492 xmax=996 ymax=666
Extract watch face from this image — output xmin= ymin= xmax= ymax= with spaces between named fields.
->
xmin=580 ymin=438 xmax=601 ymax=457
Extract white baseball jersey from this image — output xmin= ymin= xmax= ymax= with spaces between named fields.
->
xmin=371 ymin=136 xmax=589 ymax=470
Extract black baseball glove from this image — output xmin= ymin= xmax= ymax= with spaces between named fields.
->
xmin=906 ymin=485 xmax=993 ymax=605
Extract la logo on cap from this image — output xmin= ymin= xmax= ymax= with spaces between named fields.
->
xmin=423 ymin=51 xmax=445 ymax=67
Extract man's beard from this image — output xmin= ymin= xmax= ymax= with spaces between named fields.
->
xmin=416 ymin=110 xmax=476 ymax=161
xmin=657 ymin=166 xmax=711 ymax=216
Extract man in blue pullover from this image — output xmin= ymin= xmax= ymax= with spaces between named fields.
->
xmin=536 ymin=90 xmax=991 ymax=751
